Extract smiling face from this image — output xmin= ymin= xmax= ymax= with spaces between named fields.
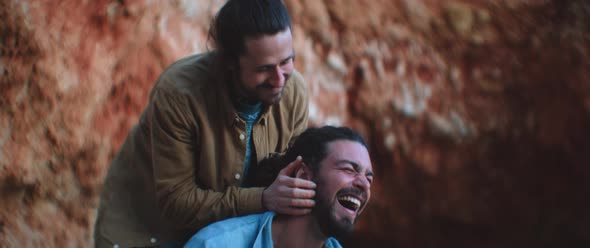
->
xmin=235 ymin=28 xmax=294 ymax=105
xmin=311 ymin=140 xmax=374 ymax=239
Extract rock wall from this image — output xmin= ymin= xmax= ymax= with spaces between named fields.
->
xmin=1 ymin=0 xmax=589 ymax=247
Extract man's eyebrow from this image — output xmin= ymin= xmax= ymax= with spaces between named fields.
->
xmin=281 ymin=54 xmax=295 ymax=63
xmin=335 ymin=160 xmax=359 ymax=171
xmin=337 ymin=159 xmax=374 ymax=177
xmin=256 ymin=54 xmax=294 ymax=69
xmin=336 ymin=159 xmax=357 ymax=167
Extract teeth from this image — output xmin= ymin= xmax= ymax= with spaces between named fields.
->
xmin=339 ymin=196 xmax=361 ymax=208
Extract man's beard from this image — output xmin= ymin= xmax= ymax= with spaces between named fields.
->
xmin=235 ymin=81 xmax=284 ymax=105
xmin=255 ymin=81 xmax=285 ymax=105
xmin=232 ymin=69 xmax=289 ymax=105
xmin=312 ymin=180 xmax=356 ymax=240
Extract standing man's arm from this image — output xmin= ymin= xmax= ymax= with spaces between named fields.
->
xmin=149 ymin=89 xmax=264 ymax=231
xmin=148 ymin=86 xmax=315 ymax=231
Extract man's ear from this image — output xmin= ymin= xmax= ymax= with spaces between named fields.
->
xmin=295 ymin=163 xmax=312 ymax=180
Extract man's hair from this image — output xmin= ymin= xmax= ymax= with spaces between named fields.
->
xmin=284 ymin=126 xmax=368 ymax=174
xmin=245 ymin=126 xmax=368 ymax=187
xmin=209 ymin=0 xmax=292 ymax=61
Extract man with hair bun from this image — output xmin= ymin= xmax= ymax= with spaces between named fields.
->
xmin=94 ymin=1 xmax=314 ymax=247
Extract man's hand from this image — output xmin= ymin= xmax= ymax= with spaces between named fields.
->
xmin=262 ymin=156 xmax=316 ymax=215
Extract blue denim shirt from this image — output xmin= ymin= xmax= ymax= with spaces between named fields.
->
xmin=236 ymin=100 xmax=262 ymax=180
xmin=184 ymin=212 xmax=342 ymax=248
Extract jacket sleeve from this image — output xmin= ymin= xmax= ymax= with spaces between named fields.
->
xmin=148 ymin=88 xmax=265 ymax=231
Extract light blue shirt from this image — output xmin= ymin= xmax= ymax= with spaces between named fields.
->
xmin=184 ymin=212 xmax=342 ymax=248
xmin=235 ymin=100 xmax=262 ymax=180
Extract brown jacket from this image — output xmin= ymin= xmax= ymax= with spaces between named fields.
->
xmin=94 ymin=52 xmax=308 ymax=247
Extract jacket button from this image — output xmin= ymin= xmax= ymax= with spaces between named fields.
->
xmin=234 ymin=173 xmax=241 ymax=180
xmin=239 ymin=133 xmax=245 ymax=141
xmin=150 ymin=237 xmax=157 ymax=243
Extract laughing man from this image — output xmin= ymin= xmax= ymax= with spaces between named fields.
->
xmin=184 ymin=126 xmax=374 ymax=248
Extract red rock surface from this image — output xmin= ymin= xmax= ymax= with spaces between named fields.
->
xmin=1 ymin=0 xmax=589 ymax=247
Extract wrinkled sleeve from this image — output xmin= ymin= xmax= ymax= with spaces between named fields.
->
xmin=148 ymin=88 xmax=264 ymax=230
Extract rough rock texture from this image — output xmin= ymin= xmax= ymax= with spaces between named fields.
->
xmin=1 ymin=0 xmax=589 ymax=247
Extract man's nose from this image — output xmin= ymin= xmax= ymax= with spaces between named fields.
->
xmin=353 ymin=174 xmax=371 ymax=193
xmin=269 ymin=65 xmax=285 ymax=87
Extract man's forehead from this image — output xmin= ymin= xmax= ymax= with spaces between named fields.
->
xmin=325 ymin=140 xmax=373 ymax=170
xmin=242 ymin=29 xmax=292 ymax=54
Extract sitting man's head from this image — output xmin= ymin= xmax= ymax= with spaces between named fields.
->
xmin=281 ymin=126 xmax=374 ymax=239
xmin=185 ymin=126 xmax=374 ymax=248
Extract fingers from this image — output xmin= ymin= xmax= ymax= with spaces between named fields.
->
xmin=269 ymin=196 xmax=315 ymax=215
xmin=281 ymin=207 xmax=312 ymax=216
xmin=278 ymin=156 xmax=304 ymax=177
xmin=279 ymin=176 xmax=316 ymax=189
xmin=288 ymin=198 xmax=315 ymax=208
xmin=283 ymin=187 xmax=315 ymax=199
xmin=263 ymin=155 xmax=318 ymax=216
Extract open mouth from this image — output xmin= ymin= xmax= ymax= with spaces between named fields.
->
xmin=337 ymin=195 xmax=362 ymax=212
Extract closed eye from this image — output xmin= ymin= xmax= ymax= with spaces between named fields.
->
xmin=366 ymin=171 xmax=374 ymax=184
xmin=256 ymin=66 xmax=274 ymax=72
xmin=280 ymin=57 xmax=293 ymax=66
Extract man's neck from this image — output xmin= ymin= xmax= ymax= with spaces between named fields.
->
xmin=272 ymin=214 xmax=327 ymax=248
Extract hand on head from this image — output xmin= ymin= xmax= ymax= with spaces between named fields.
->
xmin=262 ymin=156 xmax=316 ymax=215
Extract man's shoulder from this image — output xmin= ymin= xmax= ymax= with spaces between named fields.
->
xmin=184 ymin=212 xmax=274 ymax=247
xmin=165 ymin=52 xmax=215 ymax=74
xmin=285 ymin=69 xmax=306 ymax=93
xmin=326 ymin=237 xmax=343 ymax=248
xmin=203 ymin=211 xmax=271 ymax=232
xmin=155 ymin=52 xmax=217 ymax=94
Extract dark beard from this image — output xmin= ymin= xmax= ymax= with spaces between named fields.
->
xmin=312 ymin=179 xmax=355 ymax=240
